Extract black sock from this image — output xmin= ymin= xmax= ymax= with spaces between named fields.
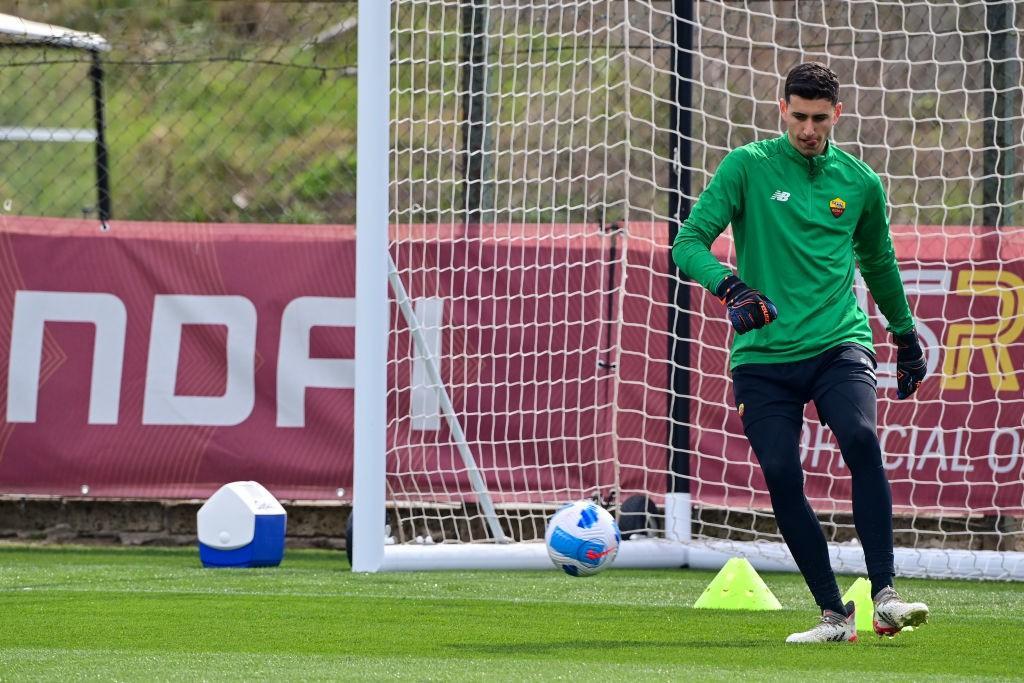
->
xmin=822 ymin=600 xmax=847 ymax=616
xmin=813 ymin=585 xmax=847 ymax=615
xmin=870 ymin=574 xmax=893 ymax=599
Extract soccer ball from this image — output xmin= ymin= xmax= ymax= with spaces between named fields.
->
xmin=545 ymin=500 xmax=620 ymax=576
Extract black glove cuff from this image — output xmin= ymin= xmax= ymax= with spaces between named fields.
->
xmin=715 ymin=275 xmax=748 ymax=304
xmin=892 ymin=329 xmax=917 ymax=344
xmin=893 ymin=330 xmax=919 ymax=347
xmin=893 ymin=330 xmax=924 ymax=360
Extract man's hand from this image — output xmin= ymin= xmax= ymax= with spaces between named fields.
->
xmin=716 ymin=275 xmax=778 ymax=335
xmin=893 ymin=330 xmax=927 ymax=399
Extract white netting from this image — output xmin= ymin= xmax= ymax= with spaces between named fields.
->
xmin=383 ymin=0 xmax=1024 ymax=576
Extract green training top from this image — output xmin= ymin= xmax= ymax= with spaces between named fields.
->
xmin=671 ymin=134 xmax=914 ymax=370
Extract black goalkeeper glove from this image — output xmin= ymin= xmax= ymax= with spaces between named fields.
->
xmin=715 ymin=275 xmax=778 ymax=335
xmin=893 ymin=330 xmax=927 ymax=399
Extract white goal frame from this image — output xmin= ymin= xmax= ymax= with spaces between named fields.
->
xmin=352 ymin=0 xmax=1024 ymax=579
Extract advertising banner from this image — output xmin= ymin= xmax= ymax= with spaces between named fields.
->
xmin=0 ymin=217 xmax=1020 ymax=514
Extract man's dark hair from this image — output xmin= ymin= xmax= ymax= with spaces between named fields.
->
xmin=785 ymin=62 xmax=839 ymax=105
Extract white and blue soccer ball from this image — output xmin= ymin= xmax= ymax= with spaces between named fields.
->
xmin=545 ymin=500 xmax=620 ymax=577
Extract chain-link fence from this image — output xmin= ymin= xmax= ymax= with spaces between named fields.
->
xmin=0 ymin=1 xmax=1020 ymax=227
xmin=0 ymin=1 xmax=357 ymax=224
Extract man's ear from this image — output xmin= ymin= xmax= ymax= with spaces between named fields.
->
xmin=834 ymin=101 xmax=843 ymax=121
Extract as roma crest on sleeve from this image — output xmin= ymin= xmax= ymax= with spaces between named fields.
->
xmin=829 ymin=197 xmax=846 ymax=218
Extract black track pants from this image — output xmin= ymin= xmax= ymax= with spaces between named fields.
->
xmin=732 ymin=343 xmax=895 ymax=613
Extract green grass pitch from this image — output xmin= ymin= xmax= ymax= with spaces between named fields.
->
xmin=1 ymin=545 xmax=1021 ymax=681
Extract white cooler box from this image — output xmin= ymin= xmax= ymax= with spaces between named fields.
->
xmin=197 ymin=481 xmax=287 ymax=568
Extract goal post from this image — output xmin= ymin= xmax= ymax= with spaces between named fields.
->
xmin=351 ymin=0 xmax=389 ymax=573
xmin=354 ymin=1 xmax=1024 ymax=578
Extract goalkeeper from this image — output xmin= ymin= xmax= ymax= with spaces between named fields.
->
xmin=672 ymin=62 xmax=929 ymax=643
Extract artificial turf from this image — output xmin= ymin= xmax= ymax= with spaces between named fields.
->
xmin=1 ymin=545 xmax=1021 ymax=680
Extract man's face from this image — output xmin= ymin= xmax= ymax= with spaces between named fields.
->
xmin=779 ymin=94 xmax=842 ymax=157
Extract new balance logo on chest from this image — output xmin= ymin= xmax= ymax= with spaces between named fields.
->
xmin=770 ymin=190 xmax=790 ymax=202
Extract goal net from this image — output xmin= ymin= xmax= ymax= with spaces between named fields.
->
xmin=356 ymin=0 xmax=1024 ymax=578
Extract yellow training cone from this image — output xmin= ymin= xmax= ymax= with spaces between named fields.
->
xmin=842 ymin=577 xmax=874 ymax=633
xmin=693 ymin=557 xmax=782 ymax=610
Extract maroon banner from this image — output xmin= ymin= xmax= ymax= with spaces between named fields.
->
xmin=0 ymin=217 xmax=1020 ymax=514
xmin=0 ymin=218 xmax=358 ymax=500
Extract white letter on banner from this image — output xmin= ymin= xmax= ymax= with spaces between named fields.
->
xmin=988 ymin=429 xmax=1021 ymax=475
xmin=276 ymin=297 xmax=356 ymax=427
xmin=7 ymin=290 xmax=126 ymax=424
xmin=950 ymin=428 xmax=974 ymax=472
xmin=143 ymin=295 xmax=256 ymax=426
xmin=411 ymin=297 xmax=443 ymax=431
